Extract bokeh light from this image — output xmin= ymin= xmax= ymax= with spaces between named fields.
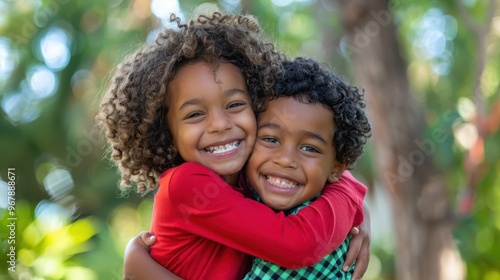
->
xmin=43 ymin=168 xmax=74 ymax=200
xmin=0 ymin=179 xmax=8 ymax=211
xmin=457 ymin=97 xmax=476 ymax=122
xmin=151 ymin=0 xmax=184 ymax=27
xmin=272 ymin=0 xmax=294 ymax=7
xmin=34 ymin=200 xmax=70 ymax=232
xmin=272 ymin=0 xmax=313 ymax=7
xmin=454 ymin=122 xmax=478 ymax=150
xmin=39 ymin=27 xmax=72 ymax=71
xmin=0 ymin=37 xmax=17 ymax=86
xmin=413 ymin=8 xmax=457 ymax=76
xmin=1 ymin=89 xmax=41 ymax=125
xmin=219 ymin=0 xmax=241 ymax=12
xmin=1 ymin=62 xmax=59 ymax=125
xmin=27 ymin=64 xmax=58 ymax=99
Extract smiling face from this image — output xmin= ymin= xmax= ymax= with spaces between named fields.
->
xmin=245 ymin=96 xmax=347 ymax=210
xmin=166 ymin=61 xmax=256 ymax=185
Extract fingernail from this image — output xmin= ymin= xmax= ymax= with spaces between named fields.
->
xmin=343 ymin=265 xmax=348 ymax=271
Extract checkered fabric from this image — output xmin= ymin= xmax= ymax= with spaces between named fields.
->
xmin=244 ymin=196 xmax=354 ymax=280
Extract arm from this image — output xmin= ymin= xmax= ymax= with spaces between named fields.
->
xmin=345 ymin=201 xmax=371 ymax=279
xmin=127 ymin=226 xmax=370 ymax=280
xmin=161 ymin=163 xmax=366 ymax=268
xmin=123 ymin=232 xmax=182 ymax=280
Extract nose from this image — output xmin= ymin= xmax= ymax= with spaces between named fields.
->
xmin=273 ymin=145 xmax=298 ymax=169
xmin=207 ymin=109 xmax=233 ymax=133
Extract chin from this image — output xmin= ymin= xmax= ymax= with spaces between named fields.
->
xmin=272 ymin=205 xmax=292 ymax=211
xmin=261 ymin=198 xmax=290 ymax=211
xmin=215 ymin=163 xmax=244 ymax=176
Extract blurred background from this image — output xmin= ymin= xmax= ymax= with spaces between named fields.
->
xmin=0 ymin=0 xmax=499 ymax=279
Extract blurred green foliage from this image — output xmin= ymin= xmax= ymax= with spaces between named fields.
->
xmin=0 ymin=0 xmax=499 ymax=279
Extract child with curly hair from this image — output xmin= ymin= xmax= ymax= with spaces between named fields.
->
xmin=98 ymin=12 xmax=368 ymax=280
xmin=242 ymin=57 xmax=371 ymax=279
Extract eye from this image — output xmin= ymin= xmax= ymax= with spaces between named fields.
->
xmin=185 ymin=111 xmax=204 ymax=119
xmin=261 ymin=137 xmax=279 ymax=145
xmin=227 ymin=101 xmax=246 ymax=109
xmin=300 ymin=145 xmax=320 ymax=153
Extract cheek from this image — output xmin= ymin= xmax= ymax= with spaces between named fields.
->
xmin=245 ymin=160 xmax=258 ymax=188
xmin=305 ymin=162 xmax=329 ymax=188
xmin=246 ymin=152 xmax=259 ymax=173
xmin=176 ymin=126 xmax=201 ymax=149
xmin=246 ymin=147 xmax=266 ymax=175
xmin=242 ymin=110 xmax=257 ymax=133
xmin=249 ymin=144 xmax=269 ymax=161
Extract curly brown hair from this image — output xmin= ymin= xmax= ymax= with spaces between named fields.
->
xmin=97 ymin=12 xmax=286 ymax=193
xmin=269 ymin=57 xmax=372 ymax=169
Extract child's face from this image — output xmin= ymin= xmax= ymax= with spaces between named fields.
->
xmin=245 ymin=96 xmax=346 ymax=211
xmin=166 ymin=61 xmax=257 ymax=183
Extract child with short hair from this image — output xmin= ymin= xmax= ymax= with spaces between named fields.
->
xmin=243 ymin=57 xmax=371 ymax=279
xmin=98 ymin=12 xmax=367 ymax=280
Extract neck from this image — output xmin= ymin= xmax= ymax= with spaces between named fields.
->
xmin=221 ymin=173 xmax=239 ymax=187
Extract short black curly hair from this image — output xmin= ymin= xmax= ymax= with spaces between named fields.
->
xmin=97 ymin=12 xmax=286 ymax=192
xmin=268 ymin=57 xmax=371 ymax=168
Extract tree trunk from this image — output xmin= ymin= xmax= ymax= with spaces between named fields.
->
xmin=333 ymin=0 xmax=464 ymax=279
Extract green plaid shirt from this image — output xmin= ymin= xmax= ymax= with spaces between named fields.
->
xmin=244 ymin=194 xmax=354 ymax=280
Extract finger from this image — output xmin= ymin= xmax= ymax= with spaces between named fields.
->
xmin=349 ymin=226 xmax=360 ymax=235
xmin=343 ymin=235 xmax=362 ymax=272
xmin=351 ymin=243 xmax=370 ymax=279
xmin=139 ymin=231 xmax=157 ymax=247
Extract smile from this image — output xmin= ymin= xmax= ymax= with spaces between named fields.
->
xmin=205 ymin=141 xmax=240 ymax=154
xmin=266 ymin=175 xmax=300 ymax=189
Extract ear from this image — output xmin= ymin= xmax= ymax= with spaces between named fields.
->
xmin=327 ymin=161 xmax=348 ymax=183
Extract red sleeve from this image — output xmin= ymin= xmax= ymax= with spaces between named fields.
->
xmin=333 ymin=170 xmax=366 ymax=227
xmin=164 ymin=162 xmax=366 ymax=268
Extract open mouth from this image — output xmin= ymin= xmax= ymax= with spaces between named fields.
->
xmin=204 ymin=141 xmax=240 ymax=154
xmin=265 ymin=175 xmax=300 ymax=189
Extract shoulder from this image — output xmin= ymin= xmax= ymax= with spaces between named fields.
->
xmin=328 ymin=171 xmax=367 ymax=203
xmin=158 ymin=162 xmax=227 ymax=197
xmin=160 ymin=162 xmax=219 ymax=182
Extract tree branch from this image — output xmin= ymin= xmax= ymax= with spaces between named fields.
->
xmin=456 ymin=0 xmax=483 ymax=35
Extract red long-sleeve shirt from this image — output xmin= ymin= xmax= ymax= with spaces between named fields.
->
xmin=150 ymin=162 xmax=365 ymax=280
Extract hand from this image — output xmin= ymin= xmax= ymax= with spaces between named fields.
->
xmin=344 ymin=202 xmax=371 ymax=279
xmin=124 ymin=231 xmax=183 ymax=280
xmin=139 ymin=231 xmax=157 ymax=248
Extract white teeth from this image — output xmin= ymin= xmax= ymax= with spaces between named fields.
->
xmin=266 ymin=176 xmax=298 ymax=189
xmin=205 ymin=141 xmax=239 ymax=154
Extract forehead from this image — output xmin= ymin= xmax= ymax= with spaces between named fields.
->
xmin=166 ymin=61 xmax=248 ymax=106
xmin=259 ymin=96 xmax=335 ymax=137
xmin=170 ymin=61 xmax=244 ymax=86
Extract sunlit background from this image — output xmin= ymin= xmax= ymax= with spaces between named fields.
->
xmin=1 ymin=0 xmax=499 ymax=279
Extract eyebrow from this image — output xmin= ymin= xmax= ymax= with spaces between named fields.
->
xmin=177 ymin=88 xmax=247 ymax=111
xmin=304 ymin=131 xmax=328 ymax=144
xmin=258 ymin=122 xmax=281 ymax=131
xmin=258 ymin=122 xmax=328 ymax=144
